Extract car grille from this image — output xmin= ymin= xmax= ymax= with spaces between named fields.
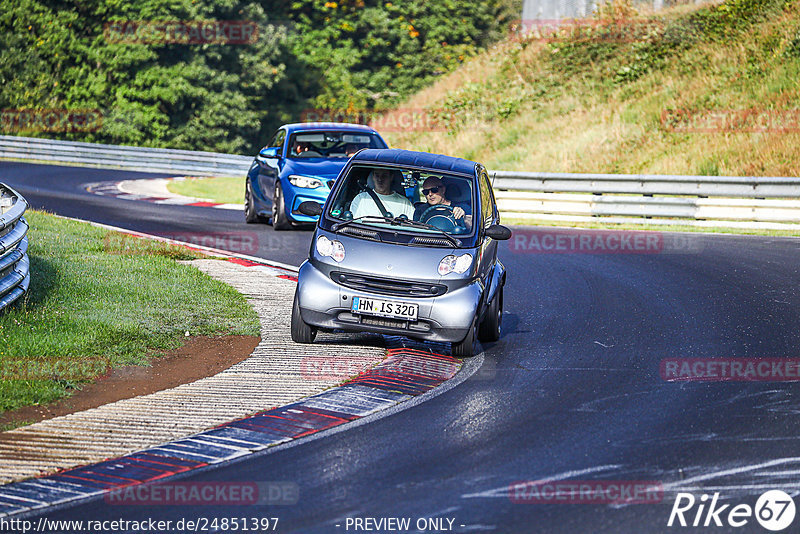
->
xmin=410 ymin=236 xmax=459 ymax=247
xmin=331 ymin=271 xmax=447 ymax=298
xmin=338 ymin=226 xmax=380 ymax=241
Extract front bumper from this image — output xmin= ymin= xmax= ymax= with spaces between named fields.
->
xmin=283 ymin=181 xmax=331 ymax=223
xmin=296 ymin=261 xmax=482 ymax=343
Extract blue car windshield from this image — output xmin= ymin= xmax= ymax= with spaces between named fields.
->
xmin=327 ymin=165 xmax=475 ymax=236
xmin=288 ymin=131 xmax=386 ymax=159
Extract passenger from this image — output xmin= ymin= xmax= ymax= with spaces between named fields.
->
xmin=414 ymin=177 xmax=472 ymax=226
xmin=350 ymin=169 xmax=414 ymax=219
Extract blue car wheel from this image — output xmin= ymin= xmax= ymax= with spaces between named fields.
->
xmin=272 ymin=182 xmax=292 ymax=231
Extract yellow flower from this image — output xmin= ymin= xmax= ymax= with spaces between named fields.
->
xmin=324 ymin=1 xmax=337 ymax=7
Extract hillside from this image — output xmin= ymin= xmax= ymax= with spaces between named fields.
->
xmin=383 ymin=0 xmax=800 ymax=177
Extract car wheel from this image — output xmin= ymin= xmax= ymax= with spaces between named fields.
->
xmin=272 ymin=182 xmax=292 ymax=231
xmin=452 ymin=318 xmax=476 ymax=358
xmin=478 ymin=285 xmax=503 ymax=342
xmin=244 ymin=182 xmax=266 ymax=224
xmin=291 ymin=292 xmax=316 ymax=343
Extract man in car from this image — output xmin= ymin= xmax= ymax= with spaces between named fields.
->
xmin=414 ymin=176 xmax=472 ymax=226
xmin=350 ymin=168 xmax=414 ymax=219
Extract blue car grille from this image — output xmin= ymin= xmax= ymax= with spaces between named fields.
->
xmin=331 ymin=272 xmax=447 ymax=298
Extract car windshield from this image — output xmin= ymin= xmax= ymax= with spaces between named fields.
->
xmin=327 ymin=165 xmax=475 ymax=236
xmin=288 ymin=131 xmax=385 ymax=159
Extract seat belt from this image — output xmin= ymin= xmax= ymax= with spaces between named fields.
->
xmin=365 ymin=188 xmax=391 ymax=217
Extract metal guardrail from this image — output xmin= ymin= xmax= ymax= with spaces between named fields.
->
xmin=0 ymin=184 xmax=30 ymax=311
xmin=0 ymin=135 xmax=252 ymax=176
xmin=2 ymin=135 xmax=799 ymax=227
xmin=491 ymin=171 xmax=800 ymax=226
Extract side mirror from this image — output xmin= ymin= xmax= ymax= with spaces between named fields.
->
xmin=298 ymin=201 xmax=323 ymax=217
xmin=259 ymin=147 xmax=280 ymax=159
xmin=484 ymin=224 xmax=512 ymax=241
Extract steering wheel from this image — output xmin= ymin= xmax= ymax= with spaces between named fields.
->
xmin=419 ymin=205 xmax=467 ymax=234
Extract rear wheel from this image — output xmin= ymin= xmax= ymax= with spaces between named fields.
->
xmin=272 ymin=182 xmax=292 ymax=231
xmin=478 ymin=285 xmax=503 ymax=342
xmin=451 ymin=318 xmax=476 ymax=358
xmin=291 ymin=292 xmax=316 ymax=343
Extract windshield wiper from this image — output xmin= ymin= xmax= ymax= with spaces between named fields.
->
xmin=332 ymin=215 xmax=391 ymax=232
xmin=332 ymin=215 xmax=459 ymax=247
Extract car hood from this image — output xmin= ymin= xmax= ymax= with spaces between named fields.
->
xmin=284 ymin=158 xmax=348 ymax=180
xmin=316 ymin=230 xmax=469 ymax=282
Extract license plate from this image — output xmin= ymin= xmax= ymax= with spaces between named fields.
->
xmin=351 ymin=297 xmax=418 ymax=320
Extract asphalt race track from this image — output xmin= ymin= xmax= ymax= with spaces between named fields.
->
xmin=3 ymin=162 xmax=800 ymax=533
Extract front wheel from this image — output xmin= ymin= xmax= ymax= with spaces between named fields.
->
xmin=451 ymin=319 xmax=476 ymax=358
xmin=478 ymin=285 xmax=503 ymax=342
xmin=272 ymin=182 xmax=292 ymax=231
xmin=245 ymin=182 xmax=266 ymax=224
xmin=291 ymin=292 xmax=316 ymax=343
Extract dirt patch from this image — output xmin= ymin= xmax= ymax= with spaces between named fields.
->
xmin=0 ymin=335 xmax=260 ymax=429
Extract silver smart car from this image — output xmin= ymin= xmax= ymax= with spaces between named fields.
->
xmin=291 ymin=148 xmax=511 ymax=357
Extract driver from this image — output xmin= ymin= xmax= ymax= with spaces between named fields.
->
xmin=350 ymin=168 xmax=414 ymax=219
xmin=414 ymin=177 xmax=472 ymax=226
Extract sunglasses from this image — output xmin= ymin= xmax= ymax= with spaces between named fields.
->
xmin=422 ymin=186 xmax=441 ymax=195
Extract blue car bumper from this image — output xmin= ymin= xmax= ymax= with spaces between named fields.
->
xmin=282 ymin=180 xmax=331 ymax=223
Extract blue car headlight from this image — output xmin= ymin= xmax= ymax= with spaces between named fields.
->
xmin=289 ymin=175 xmax=323 ymax=189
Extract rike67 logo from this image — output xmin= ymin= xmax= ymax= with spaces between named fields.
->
xmin=668 ymin=490 xmax=796 ymax=531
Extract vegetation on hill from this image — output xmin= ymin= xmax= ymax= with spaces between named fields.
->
xmin=384 ymin=0 xmax=800 ymax=177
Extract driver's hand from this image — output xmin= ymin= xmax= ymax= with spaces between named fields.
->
xmin=453 ymin=207 xmax=465 ymax=219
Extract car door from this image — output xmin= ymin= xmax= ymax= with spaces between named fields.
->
xmin=257 ymin=128 xmax=286 ymax=204
xmin=476 ymin=165 xmax=500 ymax=300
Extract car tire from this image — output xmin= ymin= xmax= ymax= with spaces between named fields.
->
xmin=478 ymin=285 xmax=503 ymax=342
xmin=452 ymin=318 xmax=476 ymax=358
xmin=272 ymin=182 xmax=292 ymax=231
xmin=245 ymin=183 xmax=267 ymax=224
xmin=291 ymin=292 xmax=317 ymax=343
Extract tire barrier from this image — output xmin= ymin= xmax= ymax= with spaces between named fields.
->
xmin=0 ymin=183 xmax=29 ymax=312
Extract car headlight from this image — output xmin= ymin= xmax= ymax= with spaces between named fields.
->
xmin=438 ymin=253 xmax=473 ymax=276
xmin=289 ymin=175 xmax=323 ymax=189
xmin=316 ymin=235 xmax=345 ymax=262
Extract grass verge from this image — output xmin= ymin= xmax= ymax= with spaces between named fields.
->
xmin=0 ymin=211 xmax=260 ymax=414
xmin=383 ymin=0 xmax=800 ymax=176
xmin=167 ymin=176 xmax=245 ymax=205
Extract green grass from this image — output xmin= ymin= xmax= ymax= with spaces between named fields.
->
xmin=0 ymin=211 xmax=260 ymax=414
xmin=167 ymin=176 xmax=245 ymax=205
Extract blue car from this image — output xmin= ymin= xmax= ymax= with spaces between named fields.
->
xmin=244 ymin=123 xmax=389 ymax=229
